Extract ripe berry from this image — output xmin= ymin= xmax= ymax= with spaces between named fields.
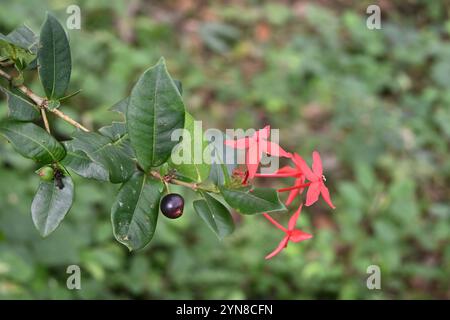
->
xmin=160 ymin=193 xmax=184 ymax=219
xmin=37 ymin=166 xmax=54 ymax=181
xmin=54 ymin=169 xmax=65 ymax=189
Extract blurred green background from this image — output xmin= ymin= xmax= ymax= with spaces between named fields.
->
xmin=0 ymin=0 xmax=449 ymax=299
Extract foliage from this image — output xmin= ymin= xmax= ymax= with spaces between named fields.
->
xmin=0 ymin=0 xmax=449 ymax=299
xmin=1 ymin=12 xmax=295 ymax=253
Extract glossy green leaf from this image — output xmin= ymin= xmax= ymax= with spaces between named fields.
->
xmin=31 ymin=175 xmax=74 ymax=237
xmin=61 ymin=141 xmax=109 ymax=181
xmin=47 ymin=100 xmax=61 ymax=110
xmin=25 ymin=57 xmax=38 ymax=70
xmin=0 ymin=35 xmax=35 ymax=69
xmin=193 ymin=192 xmax=234 ymax=239
xmin=0 ymin=87 xmax=40 ymax=121
xmin=0 ymin=121 xmax=66 ymax=164
xmin=69 ymin=130 xmax=134 ymax=184
xmin=127 ymin=57 xmax=185 ymax=170
xmin=219 ymin=186 xmax=286 ymax=215
xmin=99 ymin=122 xmax=127 ymax=140
xmin=98 ymin=122 xmax=134 ymax=158
xmin=169 ymin=113 xmax=211 ymax=182
xmin=6 ymin=24 xmax=38 ymax=53
xmin=111 ymin=172 xmax=163 ymax=250
xmin=110 ymin=97 xmax=129 ymax=117
xmin=173 ymin=79 xmax=183 ymax=95
xmin=207 ymin=131 xmax=236 ymax=186
xmin=38 ymin=13 xmax=71 ymax=99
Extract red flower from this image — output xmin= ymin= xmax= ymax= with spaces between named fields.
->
xmin=263 ymin=204 xmax=312 ymax=259
xmin=264 ymin=205 xmax=312 ymax=259
xmin=295 ymin=151 xmax=335 ymax=209
xmin=257 ymin=156 xmax=306 ymax=206
xmin=225 ymin=125 xmax=290 ymax=179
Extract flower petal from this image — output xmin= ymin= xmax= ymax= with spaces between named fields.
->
xmin=293 ymin=153 xmax=316 ymax=181
xmin=224 ymin=138 xmax=250 ymax=149
xmin=312 ymin=151 xmax=323 ymax=176
xmin=265 ymin=236 xmax=289 ymax=260
xmin=289 ymin=229 xmax=313 ymax=242
xmin=258 ymin=125 xmax=271 ymax=140
xmin=305 ymin=182 xmax=320 ymax=206
xmin=286 ymin=188 xmax=299 ymax=206
xmin=296 ymin=176 xmax=306 ymax=194
xmin=246 ymin=143 xmax=261 ymax=179
xmin=288 ymin=204 xmax=303 ymax=231
xmin=320 ymin=183 xmax=336 ymax=209
xmin=262 ymin=141 xmax=291 ymax=158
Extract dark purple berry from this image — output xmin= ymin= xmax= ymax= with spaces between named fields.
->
xmin=54 ymin=169 xmax=65 ymax=189
xmin=160 ymin=193 xmax=184 ymax=219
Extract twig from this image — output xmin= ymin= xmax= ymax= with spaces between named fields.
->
xmin=149 ymin=170 xmax=199 ymax=190
xmin=0 ymin=61 xmax=14 ymax=67
xmin=50 ymin=108 xmax=89 ymax=132
xmin=40 ymin=109 xmax=51 ymax=133
xmin=0 ymin=68 xmax=12 ymax=81
xmin=1 ymin=67 xmax=208 ymax=192
xmin=0 ymin=67 xmax=89 ymax=132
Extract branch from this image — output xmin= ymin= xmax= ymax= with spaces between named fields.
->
xmin=1 ymin=68 xmax=209 ymax=192
xmin=0 ymin=68 xmax=12 ymax=81
xmin=0 ymin=67 xmax=89 ymax=132
xmin=50 ymin=108 xmax=89 ymax=132
xmin=40 ymin=109 xmax=51 ymax=133
xmin=149 ymin=170 xmax=219 ymax=193
xmin=149 ymin=170 xmax=199 ymax=190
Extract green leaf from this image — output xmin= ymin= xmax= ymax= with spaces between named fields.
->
xmin=69 ymin=130 xmax=135 ymax=184
xmin=193 ymin=192 xmax=234 ymax=239
xmin=0 ymin=121 xmax=66 ymax=164
xmin=0 ymin=87 xmax=40 ymax=121
xmin=168 ymin=113 xmax=211 ymax=182
xmin=207 ymin=131 xmax=238 ymax=186
xmin=173 ymin=79 xmax=183 ymax=95
xmin=38 ymin=13 xmax=71 ymax=99
xmin=47 ymin=100 xmax=61 ymax=110
xmin=31 ymin=174 xmax=74 ymax=237
xmin=25 ymin=57 xmax=38 ymax=70
xmin=0 ymin=40 xmax=35 ymax=70
xmin=98 ymin=122 xmax=134 ymax=158
xmin=99 ymin=122 xmax=127 ymax=140
xmin=110 ymin=97 xmax=129 ymax=116
xmin=127 ymin=57 xmax=185 ymax=170
xmin=6 ymin=24 xmax=38 ymax=53
xmin=219 ymin=186 xmax=286 ymax=215
xmin=59 ymin=89 xmax=82 ymax=102
xmin=61 ymin=141 xmax=109 ymax=181
xmin=111 ymin=172 xmax=163 ymax=250
xmin=0 ymin=25 xmax=37 ymax=69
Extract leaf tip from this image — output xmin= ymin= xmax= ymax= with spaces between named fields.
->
xmin=157 ymin=56 xmax=166 ymax=65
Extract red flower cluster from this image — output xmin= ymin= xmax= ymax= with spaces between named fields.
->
xmin=226 ymin=127 xmax=335 ymax=259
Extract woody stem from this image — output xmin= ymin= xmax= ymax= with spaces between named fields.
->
xmin=40 ymin=108 xmax=51 ymax=133
xmin=148 ymin=170 xmax=219 ymax=193
xmin=1 ymin=67 xmax=218 ymax=193
xmin=0 ymin=67 xmax=89 ymax=132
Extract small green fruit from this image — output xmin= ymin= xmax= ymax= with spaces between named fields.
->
xmin=37 ymin=166 xmax=54 ymax=181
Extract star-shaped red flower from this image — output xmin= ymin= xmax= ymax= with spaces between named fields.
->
xmin=225 ymin=125 xmax=290 ymax=179
xmin=295 ymin=151 xmax=335 ymax=209
xmin=263 ymin=204 xmax=312 ymax=259
xmin=256 ymin=156 xmax=306 ymax=206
